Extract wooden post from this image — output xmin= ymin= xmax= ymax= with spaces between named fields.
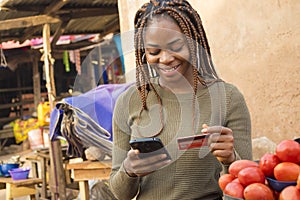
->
xmin=31 ymin=51 xmax=41 ymax=111
xmin=49 ymin=140 xmax=66 ymax=200
xmin=42 ymin=23 xmax=66 ymax=200
xmin=42 ymin=23 xmax=56 ymax=110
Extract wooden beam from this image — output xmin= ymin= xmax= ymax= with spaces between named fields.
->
xmin=44 ymin=0 xmax=69 ymax=15
xmin=0 ymin=15 xmax=60 ymax=31
xmin=51 ymin=20 xmax=69 ymax=50
xmin=19 ymin=0 xmax=68 ymax=42
xmin=60 ymin=7 xmax=118 ymax=19
xmin=2 ymin=5 xmax=117 ymax=15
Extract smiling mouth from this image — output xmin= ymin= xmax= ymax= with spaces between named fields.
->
xmin=157 ymin=64 xmax=180 ymax=72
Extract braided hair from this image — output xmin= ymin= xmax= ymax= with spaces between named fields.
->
xmin=134 ymin=0 xmax=220 ymax=136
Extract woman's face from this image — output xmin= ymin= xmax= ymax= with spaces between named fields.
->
xmin=143 ymin=16 xmax=193 ymax=87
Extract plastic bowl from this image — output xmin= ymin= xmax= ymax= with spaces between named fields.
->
xmin=223 ymin=194 xmax=244 ymax=200
xmin=0 ymin=163 xmax=20 ymax=177
xmin=9 ymin=167 xmax=30 ymax=180
xmin=266 ymin=177 xmax=297 ymax=192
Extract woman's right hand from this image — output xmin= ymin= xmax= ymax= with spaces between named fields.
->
xmin=123 ymin=149 xmax=171 ymax=177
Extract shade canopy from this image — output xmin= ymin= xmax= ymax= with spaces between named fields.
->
xmin=0 ymin=0 xmax=119 ymax=50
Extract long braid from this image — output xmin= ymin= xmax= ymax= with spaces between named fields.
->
xmin=134 ymin=0 xmax=220 ymax=136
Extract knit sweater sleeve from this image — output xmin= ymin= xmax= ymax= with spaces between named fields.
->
xmin=222 ymin=84 xmax=252 ymax=172
xmin=109 ymin=87 xmax=140 ymax=200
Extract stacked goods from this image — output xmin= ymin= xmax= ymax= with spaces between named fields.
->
xmin=219 ymin=139 xmax=300 ymax=200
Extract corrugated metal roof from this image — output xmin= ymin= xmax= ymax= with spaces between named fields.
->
xmin=0 ymin=0 xmax=119 ymax=48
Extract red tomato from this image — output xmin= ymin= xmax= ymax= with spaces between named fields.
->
xmin=238 ymin=166 xmax=265 ymax=187
xmin=274 ymin=162 xmax=300 ymax=181
xmin=218 ymin=173 xmax=235 ymax=191
xmin=229 ymin=160 xmax=259 ymax=177
xmin=297 ymin=173 xmax=300 ymax=190
xmin=232 ymin=178 xmax=240 ymax=183
xmin=224 ymin=182 xmax=244 ymax=199
xmin=259 ymin=153 xmax=280 ymax=178
xmin=279 ymin=186 xmax=300 ymax=200
xmin=275 ymin=140 xmax=300 ymax=164
xmin=244 ymin=183 xmax=274 ymax=200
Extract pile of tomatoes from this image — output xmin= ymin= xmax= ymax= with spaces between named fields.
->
xmin=219 ymin=139 xmax=300 ymax=200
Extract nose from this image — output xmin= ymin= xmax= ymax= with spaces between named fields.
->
xmin=159 ymin=50 xmax=174 ymax=64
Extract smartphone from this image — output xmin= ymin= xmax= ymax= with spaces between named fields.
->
xmin=177 ymin=134 xmax=209 ymax=150
xmin=129 ymin=138 xmax=171 ymax=160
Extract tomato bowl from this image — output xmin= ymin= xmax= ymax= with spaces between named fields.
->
xmin=266 ymin=177 xmax=296 ymax=192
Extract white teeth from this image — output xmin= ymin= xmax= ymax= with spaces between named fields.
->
xmin=161 ymin=65 xmax=179 ymax=72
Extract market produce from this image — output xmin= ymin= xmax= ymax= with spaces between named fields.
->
xmin=259 ymin=153 xmax=280 ymax=178
xmin=273 ymin=162 xmax=300 ymax=181
xmin=219 ymin=139 xmax=300 ymax=200
xmin=218 ymin=173 xmax=235 ymax=191
xmin=275 ymin=140 xmax=300 ymax=164
xmin=297 ymin=174 xmax=300 ymax=190
xmin=279 ymin=186 xmax=300 ymax=200
xmin=243 ymin=183 xmax=274 ymax=200
xmin=238 ymin=166 xmax=265 ymax=187
xmin=228 ymin=159 xmax=259 ymax=177
xmin=224 ymin=181 xmax=244 ymax=199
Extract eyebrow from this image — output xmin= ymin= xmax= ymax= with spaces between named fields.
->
xmin=145 ymin=38 xmax=183 ymax=48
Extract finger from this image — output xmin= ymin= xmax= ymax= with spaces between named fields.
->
xmin=202 ymin=124 xmax=208 ymax=129
xmin=202 ymin=126 xmax=232 ymax=135
xmin=209 ymin=142 xmax=234 ymax=151
xmin=138 ymin=153 xmax=170 ymax=164
xmin=208 ymin=133 xmax=234 ymax=143
xmin=211 ymin=149 xmax=233 ymax=158
xmin=128 ymin=149 xmax=140 ymax=159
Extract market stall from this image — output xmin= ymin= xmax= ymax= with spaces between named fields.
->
xmin=0 ymin=0 xmax=122 ymax=199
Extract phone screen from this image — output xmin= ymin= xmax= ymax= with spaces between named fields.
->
xmin=129 ymin=138 xmax=171 ymax=160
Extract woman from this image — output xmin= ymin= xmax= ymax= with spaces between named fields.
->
xmin=109 ymin=0 xmax=252 ymax=199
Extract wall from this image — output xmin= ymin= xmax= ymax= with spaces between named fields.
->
xmin=118 ymin=0 xmax=300 ymax=144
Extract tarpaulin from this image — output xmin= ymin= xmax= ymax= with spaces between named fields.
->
xmin=49 ymin=82 xmax=134 ymax=158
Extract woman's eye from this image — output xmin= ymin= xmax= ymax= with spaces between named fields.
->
xmin=170 ymin=43 xmax=184 ymax=52
xmin=147 ymin=48 xmax=161 ymax=55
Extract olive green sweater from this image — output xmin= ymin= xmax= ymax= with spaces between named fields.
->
xmin=109 ymin=81 xmax=252 ymax=200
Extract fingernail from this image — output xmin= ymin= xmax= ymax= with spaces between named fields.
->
xmin=201 ymin=128 xmax=207 ymax=133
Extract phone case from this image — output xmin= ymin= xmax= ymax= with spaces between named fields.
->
xmin=129 ymin=138 xmax=171 ymax=159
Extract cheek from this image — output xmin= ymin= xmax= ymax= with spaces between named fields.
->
xmin=181 ymin=47 xmax=191 ymax=63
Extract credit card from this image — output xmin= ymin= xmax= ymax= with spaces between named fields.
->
xmin=177 ymin=134 xmax=209 ymax=150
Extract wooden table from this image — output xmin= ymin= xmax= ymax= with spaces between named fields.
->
xmin=0 ymin=177 xmax=42 ymax=200
xmin=66 ymin=160 xmax=112 ymax=200
xmin=25 ymin=153 xmax=50 ymax=199
xmin=0 ymin=128 xmax=14 ymax=151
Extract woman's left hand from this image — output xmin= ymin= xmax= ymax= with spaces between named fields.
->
xmin=201 ymin=124 xmax=235 ymax=164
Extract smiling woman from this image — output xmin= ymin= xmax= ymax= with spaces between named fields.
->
xmin=143 ymin=16 xmax=193 ymax=92
xmin=109 ymin=0 xmax=252 ymax=200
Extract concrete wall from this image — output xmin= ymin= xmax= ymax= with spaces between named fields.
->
xmin=118 ymin=0 xmax=300 ymax=144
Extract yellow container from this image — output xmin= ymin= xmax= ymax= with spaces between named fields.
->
xmin=37 ymin=102 xmax=51 ymax=126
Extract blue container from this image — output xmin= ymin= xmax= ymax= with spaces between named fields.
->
xmin=9 ymin=167 xmax=30 ymax=180
xmin=0 ymin=163 xmax=20 ymax=177
xmin=266 ymin=177 xmax=297 ymax=192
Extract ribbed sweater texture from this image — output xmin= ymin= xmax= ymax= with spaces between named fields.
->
xmin=109 ymin=80 xmax=252 ymax=200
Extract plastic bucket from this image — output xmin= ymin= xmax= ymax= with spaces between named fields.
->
xmin=28 ymin=128 xmax=44 ymax=149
